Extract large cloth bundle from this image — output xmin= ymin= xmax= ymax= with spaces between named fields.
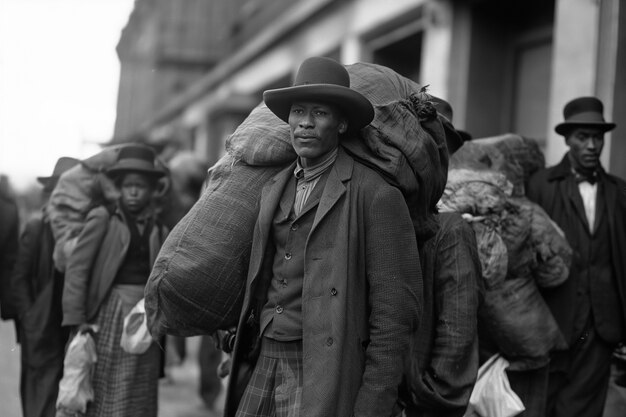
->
xmin=450 ymin=134 xmax=544 ymax=196
xmin=147 ymin=62 xmax=450 ymax=338
xmin=479 ymin=277 xmax=567 ymax=360
xmin=441 ymin=139 xmax=572 ymax=364
xmin=48 ymin=146 xmax=170 ymax=272
xmin=145 ymin=155 xmax=284 ymax=337
xmin=227 ymin=62 xmax=449 ymax=240
xmin=48 ymin=146 xmax=123 ymax=272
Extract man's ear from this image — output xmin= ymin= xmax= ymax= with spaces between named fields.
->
xmin=338 ymin=120 xmax=348 ymax=134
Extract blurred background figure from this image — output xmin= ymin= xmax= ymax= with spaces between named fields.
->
xmin=9 ymin=156 xmax=80 ymax=417
xmin=0 ymin=174 xmax=19 ymax=322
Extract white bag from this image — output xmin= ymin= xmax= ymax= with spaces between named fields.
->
xmin=120 ymin=298 xmax=153 ymax=354
xmin=56 ymin=328 xmax=98 ymax=415
xmin=464 ymin=354 xmax=525 ymax=417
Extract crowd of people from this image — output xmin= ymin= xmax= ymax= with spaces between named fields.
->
xmin=0 ymin=56 xmax=625 ymax=417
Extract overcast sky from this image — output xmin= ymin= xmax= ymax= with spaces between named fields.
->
xmin=0 ymin=0 xmax=135 ymax=191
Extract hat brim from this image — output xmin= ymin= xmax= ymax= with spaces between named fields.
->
xmin=263 ymin=84 xmax=374 ymax=132
xmin=37 ymin=176 xmax=58 ymax=191
xmin=555 ymin=121 xmax=616 ymax=136
xmin=106 ymin=160 xmax=165 ymax=179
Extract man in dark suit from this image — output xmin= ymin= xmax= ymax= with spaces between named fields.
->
xmin=526 ymin=96 xmax=626 ymax=417
xmin=224 ymin=57 xmax=422 ymax=417
xmin=10 ymin=157 xmax=79 ymax=417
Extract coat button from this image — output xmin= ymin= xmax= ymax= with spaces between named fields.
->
xmin=291 ymin=223 xmax=299 ymax=231
xmin=330 ymin=288 xmax=337 ymax=296
xmin=285 ymin=252 xmax=292 ymax=260
xmin=276 ymin=305 xmax=283 ymax=314
xmin=326 ymin=337 xmax=333 ymax=346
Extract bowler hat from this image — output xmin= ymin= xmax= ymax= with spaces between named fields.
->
xmin=430 ymin=96 xmax=469 ymax=154
xmin=555 ymin=96 xmax=616 ymax=136
xmin=106 ymin=144 xmax=165 ymax=178
xmin=37 ymin=156 xmax=80 ymax=192
xmin=263 ymin=57 xmax=374 ymax=133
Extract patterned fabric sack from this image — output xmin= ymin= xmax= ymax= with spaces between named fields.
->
xmin=226 ymin=62 xmax=450 ymax=241
xmin=479 ymin=277 xmax=567 ymax=360
xmin=450 ymin=134 xmax=545 ymax=196
xmin=48 ymin=146 xmax=170 ymax=272
xmin=145 ymin=155 xmax=284 ymax=338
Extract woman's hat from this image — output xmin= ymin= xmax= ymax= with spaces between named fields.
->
xmin=37 ymin=156 xmax=80 ymax=192
xmin=263 ymin=57 xmax=374 ymax=132
xmin=106 ymin=144 xmax=165 ymax=178
xmin=555 ymin=96 xmax=616 ymax=136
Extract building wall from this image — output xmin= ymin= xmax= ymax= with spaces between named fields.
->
xmin=120 ymin=0 xmax=625 ymax=178
xmin=113 ymin=0 xmax=243 ymax=141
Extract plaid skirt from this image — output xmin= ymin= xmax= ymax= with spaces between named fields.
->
xmin=235 ymin=338 xmax=303 ymax=417
xmin=86 ymin=285 xmax=161 ymax=417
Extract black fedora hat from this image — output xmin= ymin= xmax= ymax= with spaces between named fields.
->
xmin=38 ymin=156 xmax=80 ymax=192
xmin=263 ymin=57 xmax=374 ymax=132
xmin=106 ymin=144 xmax=165 ymax=178
xmin=555 ymin=96 xmax=616 ymax=136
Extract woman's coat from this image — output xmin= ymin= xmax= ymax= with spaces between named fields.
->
xmin=62 ymin=205 xmax=168 ymax=326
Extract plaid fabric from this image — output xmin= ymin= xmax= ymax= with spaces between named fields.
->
xmin=235 ymin=338 xmax=303 ymax=417
xmin=86 ymin=285 xmax=160 ymax=417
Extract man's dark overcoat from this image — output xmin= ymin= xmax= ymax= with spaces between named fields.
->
xmin=225 ymin=148 xmax=423 ymax=417
xmin=10 ymin=213 xmax=68 ymax=417
xmin=526 ymin=155 xmax=626 ymax=345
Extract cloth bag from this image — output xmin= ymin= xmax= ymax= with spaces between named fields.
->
xmin=56 ymin=327 xmax=98 ymax=416
xmin=120 ymin=298 xmax=152 ymax=354
xmin=479 ymin=277 xmax=567 ymax=359
xmin=464 ymin=354 xmax=525 ymax=417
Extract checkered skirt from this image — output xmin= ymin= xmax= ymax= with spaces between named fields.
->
xmin=86 ymin=285 xmax=160 ymax=417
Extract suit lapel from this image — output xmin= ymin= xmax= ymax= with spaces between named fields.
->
xmin=311 ymin=148 xmax=353 ymax=234
xmin=564 ymin=176 xmax=591 ymax=233
xmin=247 ymin=164 xmax=294 ymax=288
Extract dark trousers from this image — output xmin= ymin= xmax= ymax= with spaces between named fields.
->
xmin=21 ymin=356 xmax=64 ymax=417
xmin=199 ymin=335 xmax=223 ymax=408
xmin=506 ymin=365 xmax=549 ymax=417
xmin=547 ymin=326 xmax=614 ymax=417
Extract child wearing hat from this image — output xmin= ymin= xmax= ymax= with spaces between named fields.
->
xmin=62 ymin=145 xmax=169 ymax=417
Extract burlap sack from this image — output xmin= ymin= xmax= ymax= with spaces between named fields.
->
xmin=450 ymin=134 xmax=545 ymax=196
xmin=48 ymin=146 xmax=123 ymax=272
xmin=480 ymin=277 xmax=567 ymax=360
xmin=226 ymin=62 xmax=450 ymax=241
xmin=145 ymin=155 xmax=284 ymax=337
xmin=48 ymin=146 xmax=170 ymax=272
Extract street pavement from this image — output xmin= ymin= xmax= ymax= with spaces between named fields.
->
xmin=1 ymin=318 xmax=625 ymax=416
xmin=0 ymin=322 xmax=224 ymax=417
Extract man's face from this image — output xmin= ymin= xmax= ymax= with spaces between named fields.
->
xmin=288 ymin=101 xmax=347 ymax=168
xmin=565 ymin=127 xmax=605 ymax=171
xmin=120 ymin=172 xmax=155 ymax=214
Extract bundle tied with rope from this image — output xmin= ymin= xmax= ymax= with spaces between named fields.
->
xmin=145 ymin=62 xmax=450 ymax=338
xmin=440 ymin=134 xmax=572 ymax=364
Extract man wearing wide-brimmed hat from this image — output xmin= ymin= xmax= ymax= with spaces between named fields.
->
xmin=9 ymin=156 xmax=79 ymax=417
xmin=527 ymin=96 xmax=626 ymax=416
xmin=224 ymin=57 xmax=422 ymax=417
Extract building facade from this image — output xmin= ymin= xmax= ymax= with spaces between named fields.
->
xmin=115 ymin=0 xmax=626 ymax=178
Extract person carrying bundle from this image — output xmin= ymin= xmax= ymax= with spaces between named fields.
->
xmin=223 ymin=56 xmax=423 ymax=417
xmin=61 ymin=144 xmax=169 ymax=417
